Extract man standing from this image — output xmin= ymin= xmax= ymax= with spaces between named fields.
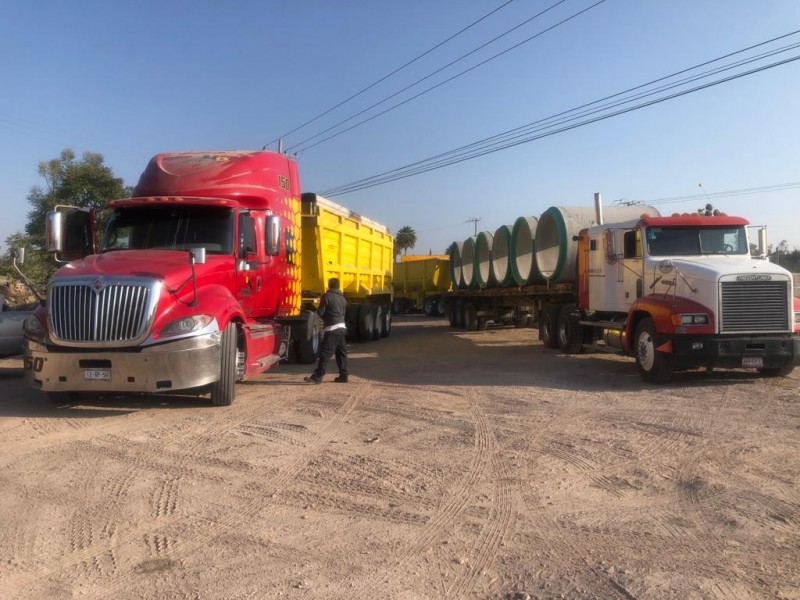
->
xmin=304 ymin=277 xmax=349 ymax=384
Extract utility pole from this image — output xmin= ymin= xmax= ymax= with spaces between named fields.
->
xmin=467 ymin=217 xmax=481 ymax=236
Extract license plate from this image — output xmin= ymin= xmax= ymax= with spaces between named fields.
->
xmin=742 ymin=356 xmax=763 ymax=368
xmin=84 ymin=369 xmax=111 ymax=381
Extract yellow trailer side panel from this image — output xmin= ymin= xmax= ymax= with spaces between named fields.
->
xmin=301 ymin=194 xmax=393 ymax=298
xmin=394 ymin=256 xmax=452 ymax=294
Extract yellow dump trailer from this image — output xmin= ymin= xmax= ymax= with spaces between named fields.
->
xmin=393 ymin=255 xmax=452 ymax=317
xmin=301 ymin=193 xmax=394 ymax=340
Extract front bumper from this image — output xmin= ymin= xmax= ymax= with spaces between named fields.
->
xmin=24 ymin=332 xmax=221 ymax=393
xmin=669 ymin=333 xmax=799 ymax=370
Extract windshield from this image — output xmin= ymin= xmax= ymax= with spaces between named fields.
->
xmin=645 ymin=226 xmax=749 ymax=256
xmin=101 ymin=205 xmax=235 ymax=254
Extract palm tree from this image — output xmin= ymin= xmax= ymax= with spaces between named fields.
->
xmin=394 ymin=226 xmax=417 ymax=257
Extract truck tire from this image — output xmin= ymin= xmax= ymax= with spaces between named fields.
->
xmin=380 ymin=304 xmax=392 ymax=337
xmin=358 ymin=303 xmax=374 ymax=341
xmin=211 ymin=322 xmax=238 ymax=406
xmin=392 ymin=298 xmax=403 ymax=315
xmin=371 ymin=304 xmax=382 ymax=341
xmin=634 ymin=318 xmax=674 ymax=384
xmin=454 ymin=300 xmax=465 ymax=329
xmin=539 ymin=304 xmax=560 ymax=349
xmin=423 ymin=297 xmax=436 ymax=317
xmin=446 ymin=302 xmax=457 ymax=327
xmin=557 ymin=304 xmax=584 ymax=354
xmin=436 ymin=298 xmax=447 ymax=317
xmin=295 ymin=311 xmax=322 ymax=364
xmin=464 ymin=302 xmax=478 ymax=332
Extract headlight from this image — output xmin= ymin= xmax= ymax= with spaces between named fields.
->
xmin=23 ymin=314 xmax=45 ymax=341
xmin=159 ymin=315 xmax=214 ymax=338
xmin=673 ymin=313 xmax=710 ymax=326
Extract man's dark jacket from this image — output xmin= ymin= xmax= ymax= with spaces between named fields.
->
xmin=318 ymin=289 xmax=347 ymax=328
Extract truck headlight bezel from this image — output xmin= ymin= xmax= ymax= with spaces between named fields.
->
xmin=674 ymin=313 xmax=710 ymax=326
xmin=23 ymin=314 xmax=46 ymax=342
xmin=159 ymin=315 xmax=215 ymax=338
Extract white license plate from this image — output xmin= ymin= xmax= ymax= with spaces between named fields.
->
xmin=84 ymin=369 xmax=111 ymax=381
xmin=742 ymin=356 xmax=764 ymax=368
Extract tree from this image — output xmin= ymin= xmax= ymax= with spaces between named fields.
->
xmin=1 ymin=149 xmax=129 ymax=288
xmin=394 ymin=226 xmax=417 ymax=257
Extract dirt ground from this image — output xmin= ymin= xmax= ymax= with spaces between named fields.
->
xmin=0 ymin=316 xmax=798 ymax=600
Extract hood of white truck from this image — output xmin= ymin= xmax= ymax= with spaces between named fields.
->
xmin=648 ymin=255 xmax=791 ymax=284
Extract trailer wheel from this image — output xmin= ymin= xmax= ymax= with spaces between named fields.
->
xmin=380 ymin=304 xmax=392 ymax=337
xmin=476 ymin=317 xmax=488 ymax=331
xmin=436 ymin=298 xmax=446 ymax=317
xmin=539 ymin=304 xmax=560 ymax=349
xmin=464 ymin=302 xmax=478 ymax=331
xmin=358 ymin=303 xmax=375 ymax=341
xmin=211 ymin=322 xmax=238 ymax=406
xmin=371 ymin=304 xmax=382 ymax=341
xmin=454 ymin=300 xmax=465 ymax=328
xmin=635 ymin=318 xmax=673 ymax=384
xmin=758 ymin=365 xmax=794 ymax=377
xmin=296 ymin=311 xmax=322 ymax=364
xmin=423 ymin=297 xmax=436 ymax=317
xmin=446 ymin=302 xmax=457 ymax=327
xmin=392 ymin=298 xmax=403 ymax=315
xmin=557 ymin=304 xmax=584 ymax=354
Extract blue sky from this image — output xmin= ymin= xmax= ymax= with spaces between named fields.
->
xmin=2 ymin=0 xmax=799 ymax=256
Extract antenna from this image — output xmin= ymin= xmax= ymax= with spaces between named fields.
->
xmin=466 ymin=217 xmax=481 ymax=236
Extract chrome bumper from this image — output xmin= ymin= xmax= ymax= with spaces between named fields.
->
xmin=25 ymin=332 xmax=221 ymax=393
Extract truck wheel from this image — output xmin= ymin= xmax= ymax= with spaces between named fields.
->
xmin=557 ymin=304 xmax=584 ymax=354
xmin=758 ymin=365 xmax=795 ymax=377
xmin=380 ymin=304 xmax=392 ymax=337
xmin=371 ymin=304 xmax=382 ymax=341
xmin=423 ymin=297 xmax=436 ymax=317
xmin=476 ymin=317 xmax=488 ymax=331
xmin=392 ymin=298 xmax=403 ymax=315
xmin=446 ymin=302 xmax=457 ymax=327
xmin=358 ymin=303 xmax=374 ymax=341
xmin=296 ymin=312 xmax=322 ymax=364
xmin=454 ymin=300 xmax=465 ymax=329
xmin=436 ymin=298 xmax=447 ymax=317
xmin=539 ymin=304 xmax=560 ymax=349
xmin=634 ymin=318 xmax=673 ymax=384
xmin=211 ymin=322 xmax=238 ymax=406
xmin=464 ymin=303 xmax=478 ymax=332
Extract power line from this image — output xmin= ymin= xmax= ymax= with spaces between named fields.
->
xmin=291 ymin=0 xmax=606 ymax=154
xmin=264 ymin=0 xmax=517 ymax=148
xmin=630 ymin=181 xmax=800 ymax=206
xmin=287 ymin=0 xmax=576 ymax=152
xmin=320 ymin=33 xmax=800 ymax=196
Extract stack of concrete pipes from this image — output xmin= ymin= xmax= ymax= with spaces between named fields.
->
xmin=448 ymin=204 xmax=660 ymax=289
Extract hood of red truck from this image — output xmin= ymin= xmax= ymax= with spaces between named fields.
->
xmin=54 ymin=250 xmax=231 ymax=290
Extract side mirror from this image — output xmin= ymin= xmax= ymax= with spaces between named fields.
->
xmin=10 ymin=247 xmax=25 ymax=265
xmin=266 ymin=215 xmax=281 ymax=256
xmin=188 ymin=247 xmax=206 ymax=265
xmin=46 ymin=207 xmax=96 ymax=261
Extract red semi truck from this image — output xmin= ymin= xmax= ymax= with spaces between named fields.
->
xmin=23 ymin=151 xmax=393 ymax=405
xmin=446 ymin=200 xmax=800 ymax=383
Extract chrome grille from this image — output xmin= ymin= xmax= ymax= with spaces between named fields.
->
xmin=720 ymin=281 xmax=789 ymax=333
xmin=49 ymin=279 xmax=158 ymax=345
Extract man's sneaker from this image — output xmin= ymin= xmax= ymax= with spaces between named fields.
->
xmin=334 ymin=376 xmax=348 ymax=383
xmin=304 ymin=376 xmax=322 ymax=384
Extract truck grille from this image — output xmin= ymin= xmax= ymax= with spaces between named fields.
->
xmin=720 ymin=281 xmax=789 ymax=333
xmin=48 ymin=279 xmax=159 ymax=346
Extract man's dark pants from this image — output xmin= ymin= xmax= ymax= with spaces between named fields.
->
xmin=312 ymin=329 xmax=348 ymax=379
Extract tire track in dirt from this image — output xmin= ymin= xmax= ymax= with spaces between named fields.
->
xmin=446 ymin=397 xmax=519 ymax=598
xmin=350 ymin=386 xmax=495 ymax=600
xmin=2 ymin=381 xmax=370 ymax=594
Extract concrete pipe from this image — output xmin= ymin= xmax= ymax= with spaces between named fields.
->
xmin=490 ymin=224 xmax=513 ymax=287
xmin=535 ymin=205 xmax=660 ymax=283
xmin=460 ymin=237 xmax=477 ymax=289
xmin=449 ymin=241 xmax=464 ymax=289
xmin=510 ymin=216 xmax=541 ymax=286
xmin=475 ymin=231 xmax=495 ymax=287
